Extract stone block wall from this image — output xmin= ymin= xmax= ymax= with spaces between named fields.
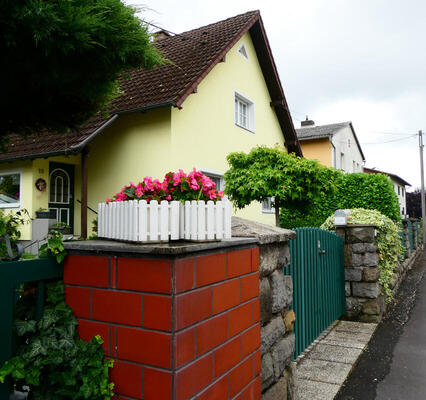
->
xmin=336 ymin=223 xmax=423 ymax=323
xmin=64 ymin=239 xmax=261 ymax=400
xmin=232 ymin=218 xmax=296 ymax=399
xmin=335 ymin=225 xmax=384 ymax=322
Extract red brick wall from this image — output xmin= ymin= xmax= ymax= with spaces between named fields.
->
xmin=64 ymin=246 xmax=261 ymax=400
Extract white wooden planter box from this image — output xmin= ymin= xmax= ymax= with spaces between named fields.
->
xmin=97 ymin=199 xmax=232 ymax=243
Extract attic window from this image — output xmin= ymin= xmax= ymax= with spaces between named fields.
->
xmin=238 ymin=43 xmax=248 ymax=60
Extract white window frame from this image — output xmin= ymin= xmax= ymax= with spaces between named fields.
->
xmin=237 ymin=43 xmax=249 ymax=61
xmin=262 ymin=197 xmax=275 ymax=214
xmin=199 ymin=168 xmax=225 ymax=192
xmin=234 ymin=91 xmax=255 ymax=133
xmin=0 ymin=169 xmax=22 ymax=209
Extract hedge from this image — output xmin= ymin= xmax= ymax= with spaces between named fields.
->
xmin=280 ymin=172 xmax=401 ymax=229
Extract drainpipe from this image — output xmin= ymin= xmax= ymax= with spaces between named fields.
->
xmin=81 ymin=147 xmax=89 ymax=239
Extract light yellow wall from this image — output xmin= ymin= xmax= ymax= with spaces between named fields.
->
xmin=86 ymin=108 xmax=172 ymax=235
xmin=0 ymin=161 xmax=33 ymax=240
xmin=299 ymin=138 xmax=332 ymax=167
xmin=170 ymin=32 xmax=286 ymax=226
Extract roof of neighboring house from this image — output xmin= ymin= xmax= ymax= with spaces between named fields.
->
xmin=296 ymin=121 xmax=365 ymax=161
xmin=0 ymin=10 xmax=301 ymax=162
xmin=363 ymin=167 xmax=411 ymax=187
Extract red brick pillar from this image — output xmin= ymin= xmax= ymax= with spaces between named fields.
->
xmin=64 ymin=244 xmax=261 ymax=400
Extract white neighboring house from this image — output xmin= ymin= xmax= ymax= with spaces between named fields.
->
xmin=364 ymin=167 xmax=411 ymax=218
xmin=296 ymin=119 xmax=365 ymax=173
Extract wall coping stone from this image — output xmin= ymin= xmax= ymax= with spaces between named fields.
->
xmin=64 ymin=237 xmax=257 ymax=256
xmin=336 ymin=224 xmax=377 ymax=228
xmin=232 ymin=217 xmax=296 ymax=244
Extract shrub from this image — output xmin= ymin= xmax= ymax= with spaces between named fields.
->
xmin=224 ymin=146 xmax=340 ymax=226
xmin=0 ymin=209 xmax=29 ymax=259
xmin=321 ymin=208 xmax=404 ymax=301
xmin=281 ymin=172 xmax=401 ymax=229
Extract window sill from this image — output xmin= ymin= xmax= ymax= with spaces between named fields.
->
xmin=262 ymin=210 xmax=275 ymax=214
xmin=235 ymin=123 xmax=255 ymax=134
xmin=0 ymin=204 xmax=21 ymax=209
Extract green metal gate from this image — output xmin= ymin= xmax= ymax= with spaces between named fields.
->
xmin=283 ymin=227 xmax=345 ymax=359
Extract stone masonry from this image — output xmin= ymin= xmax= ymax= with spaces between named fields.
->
xmin=335 ymin=225 xmax=384 ymax=323
xmin=336 ymin=222 xmax=423 ymax=323
xmin=232 ymin=217 xmax=296 ymax=399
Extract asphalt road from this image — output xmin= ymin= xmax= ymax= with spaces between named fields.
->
xmin=335 ymin=250 xmax=426 ymax=400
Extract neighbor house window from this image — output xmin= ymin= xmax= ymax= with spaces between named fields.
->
xmin=0 ymin=171 xmax=21 ymax=208
xmin=262 ymin=197 xmax=275 ymax=214
xmin=353 ymin=161 xmax=356 ymax=172
xmin=398 ymin=186 xmax=400 ymax=195
xmin=234 ymin=92 xmax=255 ymax=132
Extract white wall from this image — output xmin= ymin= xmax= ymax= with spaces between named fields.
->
xmin=391 ymin=178 xmax=408 ymax=217
xmin=331 ymin=126 xmax=364 ymax=173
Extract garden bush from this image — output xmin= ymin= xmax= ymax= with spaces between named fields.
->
xmin=281 ymin=172 xmax=401 ymax=229
xmin=321 ymin=208 xmax=404 ymax=301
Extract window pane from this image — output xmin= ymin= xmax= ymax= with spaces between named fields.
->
xmin=0 ymin=173 xmax=20 ymax=204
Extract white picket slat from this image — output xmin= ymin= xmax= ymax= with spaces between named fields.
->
xmin=190 ymin=200 xmax=198 ymax=240
xmin=206 ymin=201 xmax=214 ymax=240
xmin=184 ymin=201 xmax=191 ymax=240
xmin=171 ymin=201 xmax=180 ymax=240
xmin=159 ymin=201 xmax=168 ymax=241
xmin=139 ymin=200 xmax=148 ymax=242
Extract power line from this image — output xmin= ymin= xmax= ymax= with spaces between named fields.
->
xmin=360 ymin=134 xmax=417 ymax=145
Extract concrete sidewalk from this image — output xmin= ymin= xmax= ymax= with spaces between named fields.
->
xmin=292 ymin=320 xmax=377 ymax=400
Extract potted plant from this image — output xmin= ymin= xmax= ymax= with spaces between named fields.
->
xmin=35 ymin=208 xmax=55 ymax=219
xmin=51 ymin=221 xmax=72 ymax=235
xmin=98 ymin=169 xmax=231 ymax=243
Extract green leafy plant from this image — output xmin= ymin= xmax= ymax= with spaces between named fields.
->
xmin=224 ymin=146 xmax=340 ymax=226
xmin=39 ymin=231 xmax=67 ymax=263
xmin=0 ymin=209 xmax=30 ymax=259
xmin=0 ymin=281 xmax=114 ymax=399
xmin=321 ymin=208 xmax=404 ymax=301
xmin=281 ymin=172 xmax=401 ymax=229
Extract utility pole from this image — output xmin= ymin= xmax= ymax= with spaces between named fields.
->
xmin=419 ymin=130 xmax=426 ymax=243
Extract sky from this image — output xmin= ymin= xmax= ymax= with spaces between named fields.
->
xmin=126 ymin=0 xmax=426 ymax=190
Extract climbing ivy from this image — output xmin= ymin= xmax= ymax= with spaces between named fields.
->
xmin=321 ymin=208 xmax=404 ymax=302
xmin=0 ymin=281 xmax=114 ymax=399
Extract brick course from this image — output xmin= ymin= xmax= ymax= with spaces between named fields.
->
xmin=64 ymin=246 xmax=260 ymax=400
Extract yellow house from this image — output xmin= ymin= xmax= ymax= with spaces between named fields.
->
xmin=296 ymin=119 xmax=365 ymax=172
xmin=0 ymin=11 xmax=302 ymax=241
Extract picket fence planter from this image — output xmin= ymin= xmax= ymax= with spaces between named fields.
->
xmin=97 ymin=199 xmax=232 ymax=243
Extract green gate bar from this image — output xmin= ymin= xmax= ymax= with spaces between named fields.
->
xmin=284 ymin=227 xmax=345 ymax=359
xmin=0 ymin=258 xmax=63 ymax=399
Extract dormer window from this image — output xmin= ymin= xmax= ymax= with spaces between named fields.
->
xmin=237 ymin=43 xmax=248 ymax=60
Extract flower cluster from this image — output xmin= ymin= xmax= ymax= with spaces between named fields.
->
xmin=106 ymin=169 xmax=224 ymax=204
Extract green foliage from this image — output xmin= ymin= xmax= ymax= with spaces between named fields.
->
xmin=0 ymin=209 xmax=29 ymax=259
xmin=321 ymin=208 xmax=404 ymax=301
xmin=281 ymin=172 xmax=401 ymax=229
xmin=39 ymin=231 xmax=67 ymax=263
xmin=1 ymin=0 xmax=164 ymax=146
xmin=0 ymin=281 xmax=114 ymax=399
xmin=224 ymin=146 xmax=340 ymax=218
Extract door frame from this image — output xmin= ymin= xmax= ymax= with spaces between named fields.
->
xmin=48 ymin=162 xmax=75 ymax=231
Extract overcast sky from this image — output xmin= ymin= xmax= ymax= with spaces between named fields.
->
xmin=126 ymin=0 xmax=425 ymax=190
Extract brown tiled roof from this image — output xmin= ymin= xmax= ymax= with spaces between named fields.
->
xmin=0 ymin=10 xmax=301 ymax=162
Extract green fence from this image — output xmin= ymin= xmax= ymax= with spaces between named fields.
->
xmin=0 ymin=258 xmax=63 ymax=399
xmin=284 ymin=228 xmax=345 ymax=359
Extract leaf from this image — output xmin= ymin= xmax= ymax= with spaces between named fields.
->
xmin=14 ymin=319 xmax=37 ymax=336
